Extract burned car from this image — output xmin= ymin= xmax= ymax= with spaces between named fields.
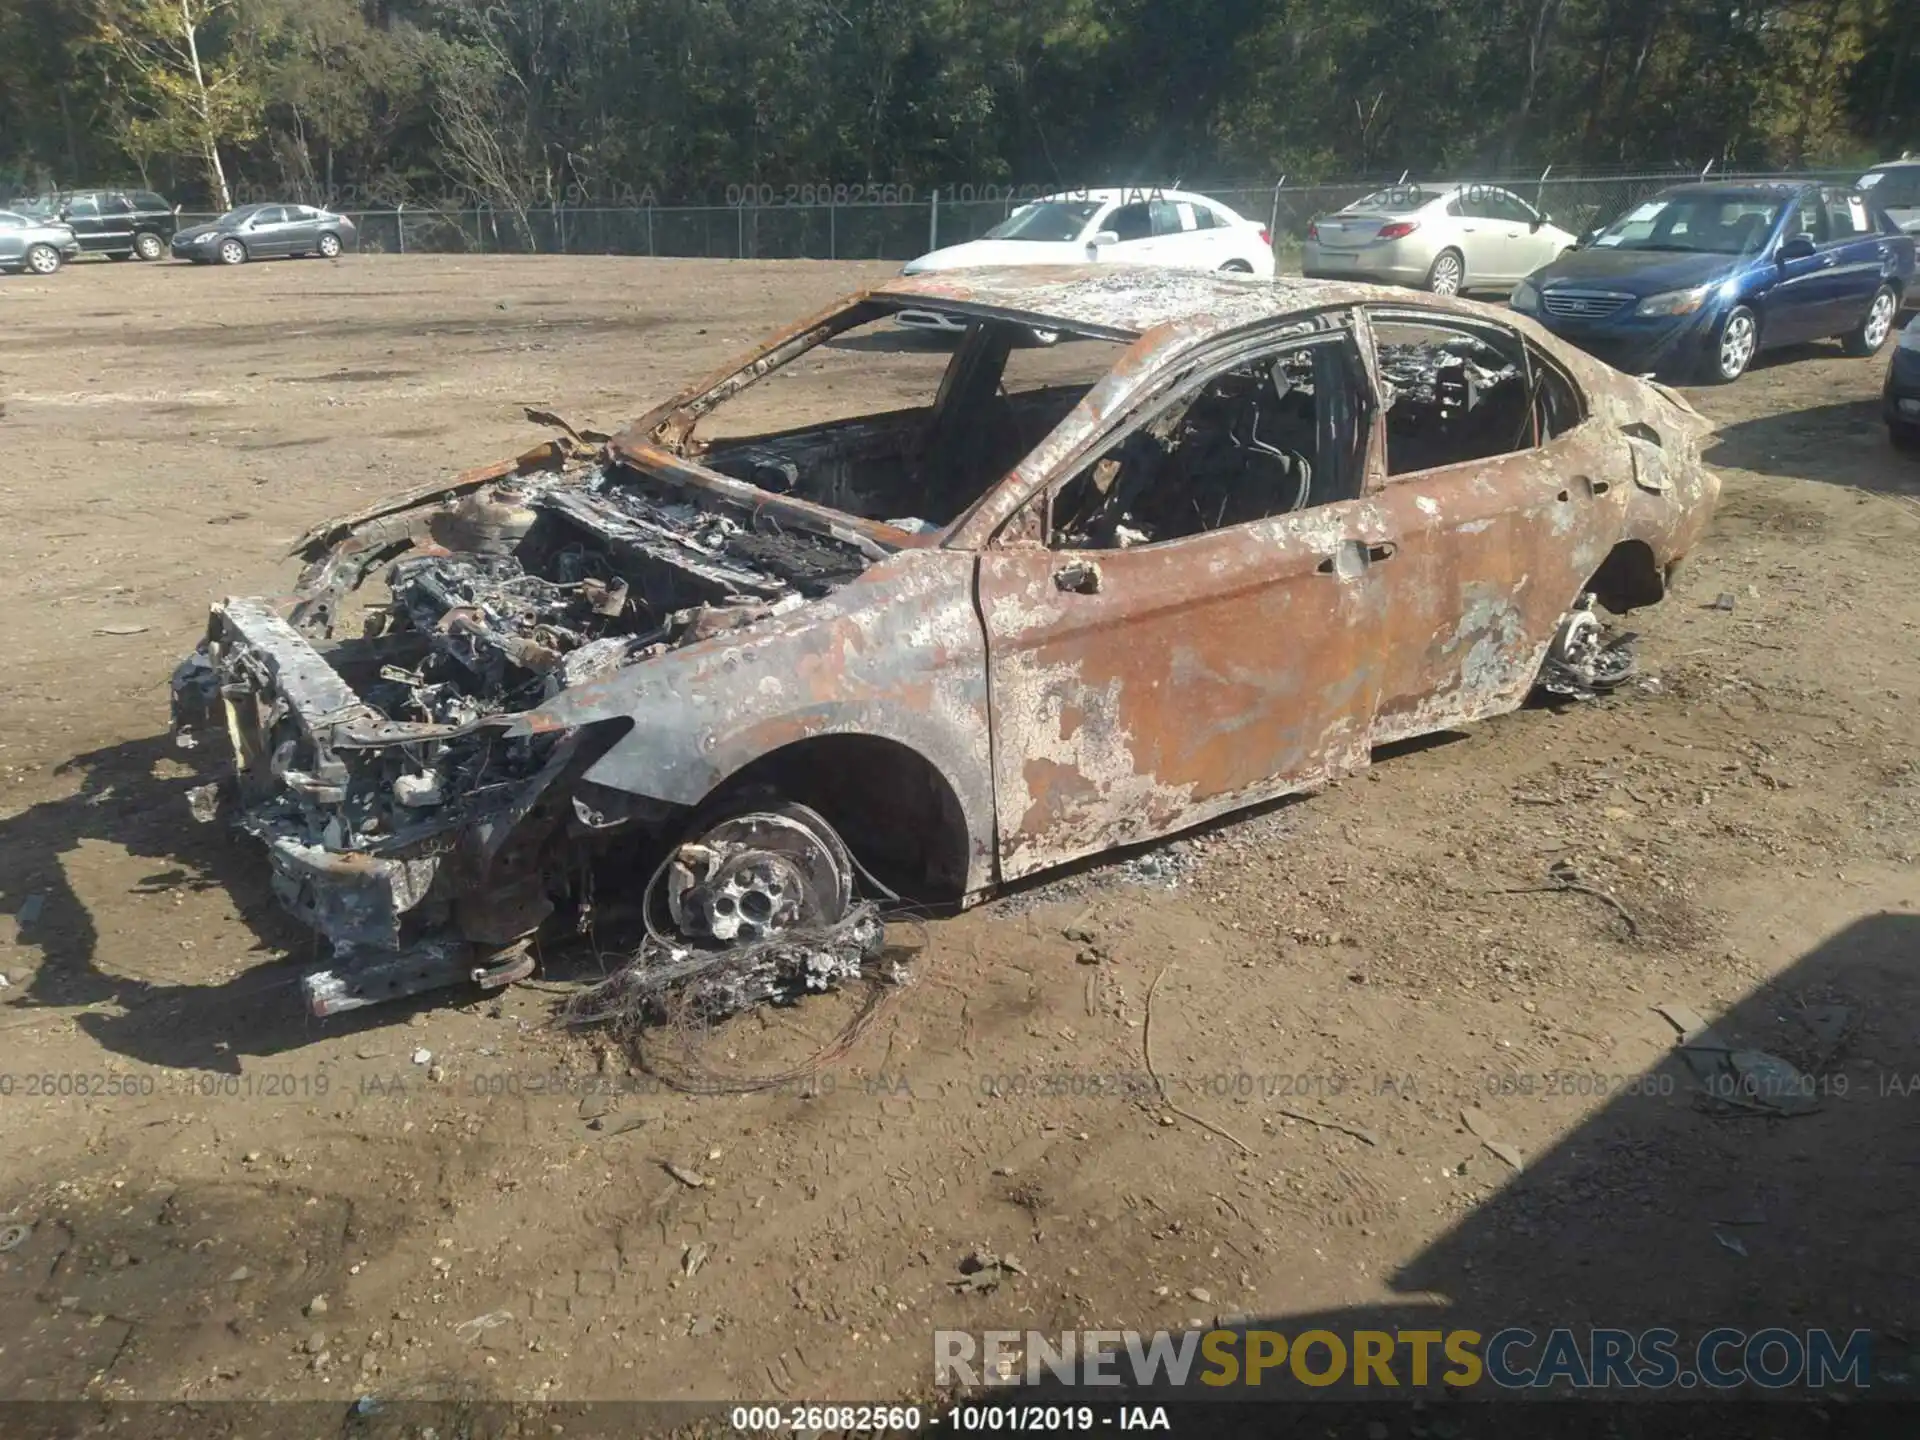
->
xmin=171 ymin=267 xmax=1718 ymax=1016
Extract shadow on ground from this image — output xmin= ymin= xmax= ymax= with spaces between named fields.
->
xmin=0 ymin=733 xmax=469 ymax=1072
xmin=1705 ymin=398 xmax=1919 ymax=488
xmin=1003 ymin=910 xmax=1920 ymax=1428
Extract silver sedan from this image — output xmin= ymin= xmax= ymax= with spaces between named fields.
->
xmin=0 ymin=209 xmax=80 ymax=274
xmin=1303 ymin=182 xmax=1578 ymax=295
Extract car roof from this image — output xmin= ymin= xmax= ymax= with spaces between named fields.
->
xmin=1028 ymin=188 xmax=1233 ymax=209
xmin=876 ymin=265 xmax=1472 ymax=342
xmin=1654 ymin=181 xmax=1813 ymax=199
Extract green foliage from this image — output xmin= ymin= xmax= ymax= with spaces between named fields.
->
xmin=2 ymin=0 xmax=1908 ymax=206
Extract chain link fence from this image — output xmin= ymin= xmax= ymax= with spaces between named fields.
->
xmin=175 ymin=169 xmax=1865 ymax=266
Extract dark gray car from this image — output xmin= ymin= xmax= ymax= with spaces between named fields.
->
xmin=171 ymin=203 xmax=358 ymax=265
xmin=0 ymin=208 xmax=81 ymax=274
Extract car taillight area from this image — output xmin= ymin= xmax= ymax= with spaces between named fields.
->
xmin=1376 ymin=220 xmax=1420 ymax=241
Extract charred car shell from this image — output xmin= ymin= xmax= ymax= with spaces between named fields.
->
xmin=171 ymin=266 xmax=1719 ymax=1015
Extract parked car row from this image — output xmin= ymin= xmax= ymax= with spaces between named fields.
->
xmin=0 ymin=187 xmax=358 ymax=274
xmin=1297 ymin=167 xmax=1914 ymax=394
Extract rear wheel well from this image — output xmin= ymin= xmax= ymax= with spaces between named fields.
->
xmin=700 ymin=735 xmax=971 ymax=904
xmin=1587 ymin=540 xmax=1665 ymax=613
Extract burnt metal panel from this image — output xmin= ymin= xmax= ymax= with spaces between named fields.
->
xmin=978 ymin=502 xmax=1392 ymax=879
xmin=513 ymin=548 xmax=1001 ymax=895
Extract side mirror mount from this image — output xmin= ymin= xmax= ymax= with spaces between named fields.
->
xmin=1087 ymin=229 xmax=1120 ymax=253
xmin=1531 ymin=213 xmax=1548 ymax=230
xmin=1777 ymin=233 xmax=1816 ymax=262
xmin=1574 ymin=228 xmax=1598 ymax=249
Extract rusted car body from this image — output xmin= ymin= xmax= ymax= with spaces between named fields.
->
xmin=171 ymin=266 xmax=1718 ymax=1014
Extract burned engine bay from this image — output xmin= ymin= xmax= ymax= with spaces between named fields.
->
xmin=172 ymin=452 xmax=901 ymax=1017
xmin=362 ymin=470 xmax=871 ymax=726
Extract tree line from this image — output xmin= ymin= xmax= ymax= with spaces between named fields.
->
xmin=0 ymin=0 xmax=1912 ymax=215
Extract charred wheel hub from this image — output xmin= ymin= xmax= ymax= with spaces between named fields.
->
xmin=1539 ymin=593 xmax=1638 ymax=698
xmin=666 ymin=804 xmax=854 ymax=943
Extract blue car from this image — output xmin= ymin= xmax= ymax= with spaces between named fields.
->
xmin=1510 ymin=181 xmax=1914 ymax=383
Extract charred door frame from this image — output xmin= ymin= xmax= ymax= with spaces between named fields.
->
xmin=971 ymin=309 xmax=1400 ymax=879
xmin=1358 ymin=304 xmax=1624 ymax=742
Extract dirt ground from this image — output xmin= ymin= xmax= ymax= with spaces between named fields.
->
xmin=2 ymin=255 xmax=1918 ymax=1425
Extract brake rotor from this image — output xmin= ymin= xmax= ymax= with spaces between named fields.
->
xmin=1540 ymin=594 xmax=1638 ymax=698
xmin=665 ymin=803 xmax=854 ymax=944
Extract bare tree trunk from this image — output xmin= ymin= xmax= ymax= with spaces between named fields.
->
xmin=58 ymin=88 xmax=79 ymax=179
xmin=1501 ymin=0 xmax=1565 ymax=170
xmin=1611 ymin=0 xmax=1668 ymax=161
xmin=1878 ymin=4 xmax=1916 ymax=142
xmin=1579 ymin=25 xmax=1618 ymax=155
xmin=1790 ymin=0 xmax=1845 ymax=164
xmin=178 ymin=0 xmax=231 ymax=207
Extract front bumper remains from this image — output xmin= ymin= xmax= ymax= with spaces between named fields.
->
xmin=172 ymin=597 xmax=547 ymax=1016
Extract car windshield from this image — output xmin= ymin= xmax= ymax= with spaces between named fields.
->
xmin=13 ymin=195 xmax=56 ymax=216
xmin=1591 ymin=194 xmax=1785 ymax=255
xmin=983 ymin=201 xmax=1102 ymax=242
xmin=1346 ymin=186 xmax=1434 ymax=214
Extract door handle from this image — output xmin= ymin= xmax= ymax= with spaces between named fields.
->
xmin=1316 ymin=540 xmax=1396 ymax=575
xmin=1053 ymin=560 xmax=1102 ymax=595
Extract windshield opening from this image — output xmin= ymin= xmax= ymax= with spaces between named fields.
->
xmin=1592 ymin=195 xmax=1784 ymax=255
xmin=984 ymin=201 xmax=1102 ymax=242
xmin=685 ymin=305 xmax=1125 ymax=531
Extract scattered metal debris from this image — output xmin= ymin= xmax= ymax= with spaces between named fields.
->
xmin=1460 ymin=1107 xmax=1524 ymax=1170
xmin=591 ymin=1113 xmax=648 ymax=1136
xmin=663 ymin=1162 xmax=712 ymax=1189
xmin=1655 ymin=1002 xmax=1823 ymax=1116
xmin=16 ymin=894 xmax=44 ymax=927
xmin=1537 ymin=594 xmax=1638 ymax=699
xmin=951 ymin=1249 xmax=1025 ymax=1294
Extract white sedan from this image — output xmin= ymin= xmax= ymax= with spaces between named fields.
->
xmin=1303 ymin=182 xmax=1579 ymax=295
xmin=895 ymin=188 xmax=1274 ymax=336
